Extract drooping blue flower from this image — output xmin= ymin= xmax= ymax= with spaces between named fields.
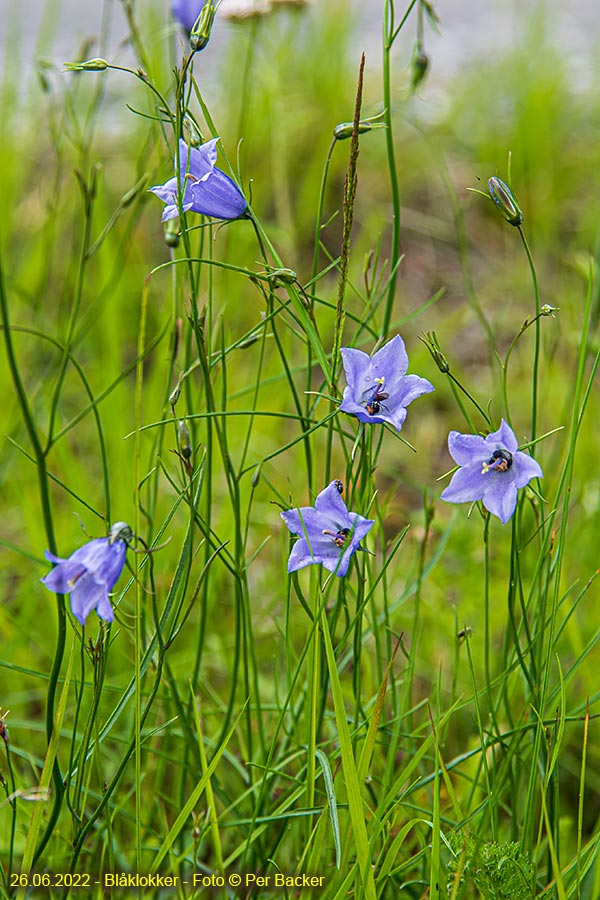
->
xmin=339 ymin=335 xmax=434 ymax=432
xmin=280 ymin=480 xmax=374 ymax=577
xmin=172 ymin=0 xmax=205 ymax=32
xmin=149 ymin=138 xmax=248 ymax=223
xmin=440 ymin=420 xmax=543 ymax=524
xmin=41 ymin=522 xmax=132 ymax=625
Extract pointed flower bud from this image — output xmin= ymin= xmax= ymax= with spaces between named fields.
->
xmin=164 ymin=217 xmax=180 ymax=248
xmin=178 ymin=420 xmax=193 ymax=461
xmin=487 ymin=176 xmax=523 ymax=226
xmin=420 ymin=331 xmax=450 ymax=374
xmin=190 ymin=0 xmax=217 ymax=51
xmin=410 ymin=45 xmax=429 ymax=92
xmin=333 ymin=110 xmax=386 ymax=142
xmin=333 ymin=121 xmax=374 ymax=141
xmin=64 ymin=58 xmax=109 ymax=72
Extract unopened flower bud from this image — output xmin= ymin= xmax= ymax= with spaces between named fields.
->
xmin=420 ymin=331 xmax=450 ymax=373
xmin=65 ymin=58 xmax=109 ymax=72
xmin=269 ymin=267 xmax=297 ymax=285
xmin=190 ymin=1 xmax=217 ymax=51
xmin=540 ymin=304 xmax=559 ymax=316
xmin=178 ymin=420 xmax=192 ymax=461
xmin=121 ymin=174 xmax=150 ymax=209
xmin=333 ymin=120 xmax=373 ymax=141
xmin=183 ymin=115 xmax=203 ymax=147
xmin=164 ymin=217 xmax=180 ymax=248
xmin=410 ymin=46 xmax=429 ymax=91
xmin=487 ymin=176 xmax=523 ymax=226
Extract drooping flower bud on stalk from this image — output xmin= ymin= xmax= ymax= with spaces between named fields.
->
xmin=487 ymin=176 xmax=523 ymax=226
xmin=164 ymin=217 xmax=180 ymax=248
xmin=333 ymin=121 xmax=373 ymax=141
xmin=64 ymin=58 xmax=109 ymax=72
xmin=410 ymin=45 xmax=429 ymax=91
xmin=178 ymin=420 xmax=193 ymax=462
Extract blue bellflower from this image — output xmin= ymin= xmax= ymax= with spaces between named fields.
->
xmin=339 ymin=335 xmax=434 ymax=432
xmin=172 ymin=0 xmax=205 ymax=32
xmin=41 ymin=522 xmax=132 ymax=625
xmin=281 ymin=480 xmax=374 ymax=577
xmin=150 ymin=138 xmax=248 ymax=222
xmin=440 ymin=420 xmax=543 ymax=524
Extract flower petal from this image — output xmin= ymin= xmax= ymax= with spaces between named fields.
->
xmin=172 ymin=0 xmax=205 ymax=31
xmin=391 ymin=373 xmax=435 ymax=409
xmin=70 ymin=576 xmax=111 ymax=626
xmin=281 ymin=506 xmax=330 ymax=537
xmin=447 ymin=431 xmax=488 ymax=466
xmin=485 ymin=419 xmax=518 ymax=453
xmin=314 ymin=481 xmax=351 ymax=525
xmin=482 ymin=478 xmax=518 ymax=524
xmin=441 ymin=463 xmax=487 ymax=503
xmin=182 ymin=139 xmax=216 ymax=181
xmin=188 ymin=169 xmax=248 ymax=219
xmin=513 ymin=451 xmax=543 ymax=488
xmin=340 ymin=347 xmax=371 ymax=391
xmin=369 ymin=334 xmax=409 ymax=388
xmin=41 ymin=560 xmax=87 ymax=594
xmin=286 ymin=537 xmax=316 ymax=572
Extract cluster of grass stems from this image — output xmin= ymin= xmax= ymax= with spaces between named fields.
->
xmin=1 ymin=1 xmax=599 ymax=898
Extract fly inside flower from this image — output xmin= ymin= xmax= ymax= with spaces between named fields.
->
xmin=481 ymin=448 xmax=513 ymax=475
xmin=362 ymin=377 xmax=390 ymax=416
xmin=322 ymin=527 xmax=351 ymax=548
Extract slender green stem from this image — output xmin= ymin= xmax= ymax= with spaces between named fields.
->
xmin=0 ymin=243 xmax=66 ymax=863
xmin=380 ymin=1 xmax=413 ymax=336
xmin=517 ymin=226 xmax=541 ymax=443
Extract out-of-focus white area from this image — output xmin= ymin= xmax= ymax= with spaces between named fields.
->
xmin=0 ymin=0 xmax=598 ymax=116
xmin=0 ymin=1 xmax=598 ymax=69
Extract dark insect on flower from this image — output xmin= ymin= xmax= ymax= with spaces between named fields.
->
xmin=280 ymin=481 xmax=373 ymax=577
xmin=340 ymin=335 xmax=434 ymax=432
xmin=484 ymin=448 xmax=513 ymax=473
xmin=441 ymin=420 xmax=542 ymax=524
xmin=334 ymin=479 xmax=344 ymax=495
xmin=363 ymin=380 xmax=390 ymax=416
xmin=322 ymin=527 xmax=350 ymax=548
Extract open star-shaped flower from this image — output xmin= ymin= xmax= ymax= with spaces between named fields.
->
xmin=339 ymin=334 xmax=434 ymax=432
xmin=281 ymin=481 xmax=374 ymax=577
xmin=149 ymin=138 xmax=248 ymax=222
xmin=41 ymin=522 xmax=132 ymax=625
xmin=440 ymin=420 xmax=543 ymax=524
